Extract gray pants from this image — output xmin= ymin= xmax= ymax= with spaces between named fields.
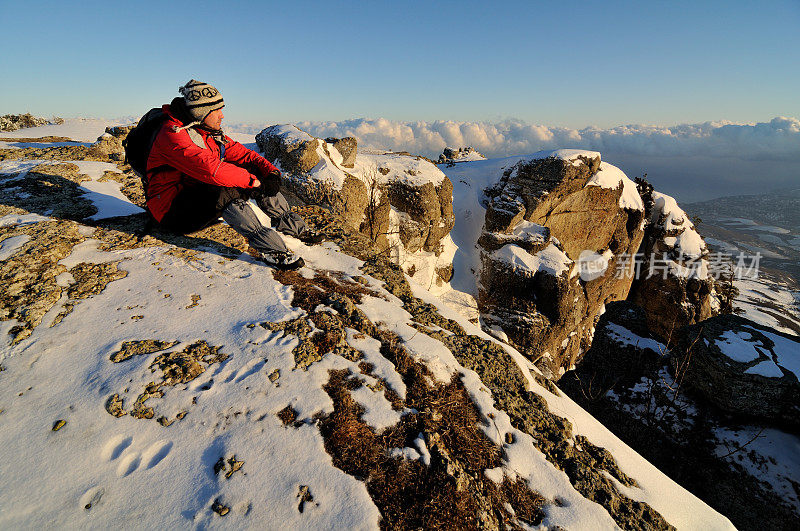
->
xmin=221 ymin=192 xmax=308 ymax=254
xmin=257 ymin=193 xmax=309 ymax=238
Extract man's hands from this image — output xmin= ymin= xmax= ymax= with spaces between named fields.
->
xmin=261 ymin=170 xmax=281 ymax=197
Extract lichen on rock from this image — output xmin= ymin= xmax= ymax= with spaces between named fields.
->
xmin=107 ymin=341 xmax=228 ymax=421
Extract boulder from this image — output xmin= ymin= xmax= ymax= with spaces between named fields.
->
xmin=438 ymin=147 xmax=486 ymax=164
xmin=387 ymin=177 xmax=454 ymax=253
xmin=256 ymin=125 xmax=320 ymax=173
xmin=477 ymin=150 xmax=646 ymax=377
xmin=86 ymin=134 xmax=123 ymax=161
xmin=673 ymin=314 xmax=800 ymax=426
xmin=85 ymin=126 xmax=135 ymax=161
xmin=255 ymin=125 xmax=456 ymax=291
xmin=629 ymin=183 xmax=713 ymax=341
xmin=325 ymin=136 xmax=357 ymax=168
xmin=105 ymin=125 xmax=135 ymax=139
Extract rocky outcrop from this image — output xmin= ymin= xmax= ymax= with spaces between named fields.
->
xmin=0 ymin=113 xmax=63 ymax=132
xmin=629 ymin=182 xmax=713 ymax=341
xmin=325 ymin=136 xmax=357 ymax=168
xmin=477 ymin=150 xmax=646 ymax=377
xmin=438 ymin=147 xmax=485 ymax=164
xmin=560 ymin=308 xmax=800 ymax=529
xmin=256 ymin=125 xmax=456 ymax=291
xmin=256 ymin=125 xmax=320 ymax=173
xmin=673 ymin=314 xmax=800 ymax=426
xmin=86 ymin=126 xmax=133 ymax=161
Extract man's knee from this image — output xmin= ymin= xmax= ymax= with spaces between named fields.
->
xmin=216 ymin=187 xmax=252 ymax=212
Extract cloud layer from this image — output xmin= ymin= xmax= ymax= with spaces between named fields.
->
xmin=268 ymin=116 xmax=800 ymax=162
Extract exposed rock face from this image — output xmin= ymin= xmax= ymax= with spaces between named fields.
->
xmin=256 ymin=125 xmax=320 ymax=173
xmin=673 ymin=314 xmax=800 ymax=426
xmin=559 ymin=307 xmax=800 ymax=529
xmin=255 ymin=125 xmax=456 ymax=290
xmin=387 ymin=177 xmax=454 ymax=253
xmin=85 ymin=125 xmax=134 ymax=161
xmin=325 ymin=136 xmax=357 ymax=168
xmin=477 ymin=151 xmax=646 ymax=377
xmin=0 ymin=113 xmax=63 ymax=132
xmin=438 ymin=147 xmax=486 ymax=164
xmin=629 ymin=183 xmax=713 ymax=341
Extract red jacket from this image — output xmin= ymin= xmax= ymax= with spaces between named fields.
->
xmin=145 ymin=105 xmax=279 ymax=221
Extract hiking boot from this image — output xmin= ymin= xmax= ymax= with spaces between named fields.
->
xmin=298 ymin=230 xmax=324 ymax=245
xmin=254 ymin=249 xmax=305 ymax=270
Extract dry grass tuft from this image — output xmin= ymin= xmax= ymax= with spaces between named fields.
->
xmin=277 ymin=405 xmax=298 ymax=426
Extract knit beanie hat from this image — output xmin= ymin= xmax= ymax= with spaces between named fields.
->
xmin=178 ymin=79 xmax=224 ymax=123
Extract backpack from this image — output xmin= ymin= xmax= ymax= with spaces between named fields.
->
xmin=122 ymin=108 xmax=167 ymax=197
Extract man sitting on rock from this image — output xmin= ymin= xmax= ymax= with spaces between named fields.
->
xmin=146 ymin=79 xmax=321 ymax=270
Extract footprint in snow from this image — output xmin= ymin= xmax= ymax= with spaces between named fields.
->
xmin=116 ymin=452 xmax=141 ymax=477
xmin=105 ymin=437 xmax=173 ymax=477
xmin=141 ymin=440 xmax=173 ymax=469
xmin=102 ymin=435 xmax=132 ymax=461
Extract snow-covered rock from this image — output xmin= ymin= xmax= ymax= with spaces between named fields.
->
xmin=673 ymin=313 xmax=800 ymax=426
xmin=438 ymin=146 xmax=486 ymax=164
xmin=477 ymin=150 xmax=646 ymax=376
xmin=256 ymin=125 xmax=455 ymax=293
xmin=560 ymin=302 xmax=800 ymax=528
xmin=629 ymin=181 xmax=714 ymax=340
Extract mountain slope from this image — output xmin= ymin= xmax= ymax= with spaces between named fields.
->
xmin=0 ymin=120 xmax=733 ymax=529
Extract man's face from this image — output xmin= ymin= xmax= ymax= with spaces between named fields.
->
xmin=203 ymin=108 xmax=224 ymax=130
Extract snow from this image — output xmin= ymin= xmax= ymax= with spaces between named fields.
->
xmin=734 ymin=278 xmax=800 ymax=336
xmin=0 ymin=234 xmax=30 ymax=260
xmin=0 ymin=241 xmax=383 ymax=529
xmin=0 ymin=140 xmax=91 ymax=149
xmin=0 ymin=118 xmax=128 ymax=142
xmin=0 ymin=212 xmax=51 ymax=227
xmin=491 ymin=243 xmax=572 ymax=277
xmin=713 ymin=426 xmax=800 ymax=513
xmin=745 ymin=326 xmax=800 ymax=379
xmin=355 ymin=153 xmax=446 ymax=187
xmin=651 ymin=192 xmax=705 ymax=258
xmin=70 ymin=161 xmax=146 ymax=220
xmin=264 ymin=123 xmax=316 ymax=145
xmin=649 ymin=191 xmax=709 ymax=279
xmin=437 ymin=155 xmax=524 ymax=318
xmin=585 ymin=161 xmax=644 ymax=211
xmin=719 ymin=217 xmax=758 ymax=226
xmin=0 ymin=159 xmax=55 ymax=181
xmin=527 ymin=148 xmax=601 ymax=163
xmin=0 ymin=159 xmax=144 ymax=220
xmin=715 ymin=330 xmax=761 ymax=363
xmin=604 ymin=323 xmax=667 ymax=354
xmin=704 ymin=237 xmax=739 ymax=253
xmin=349 ymin=385 xmax=404 ymax=431
xmin=743 ymin=360 xmax=784 ymax=378
xmin=444 ymin=148 xmax=486 ymax=162
xmin=745 ymin=224 xmax=790 ymax=235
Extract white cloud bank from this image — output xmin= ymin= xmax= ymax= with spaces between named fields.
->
xmin=273 ymin=116 xmax=800 ymax=162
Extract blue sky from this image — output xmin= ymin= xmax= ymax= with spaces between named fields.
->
xmin=1 ymin=0 xmax=798 ymax=128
